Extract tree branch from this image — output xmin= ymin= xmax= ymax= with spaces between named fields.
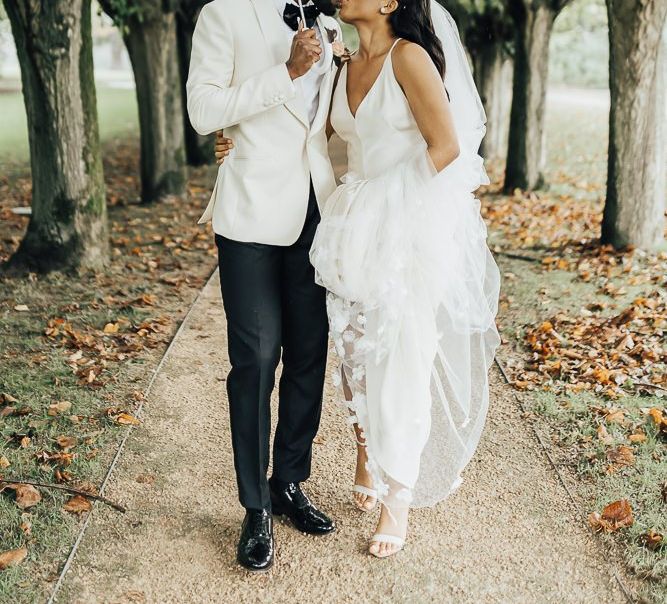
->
xmin=0 ymin=478 xmax=127 ymax=513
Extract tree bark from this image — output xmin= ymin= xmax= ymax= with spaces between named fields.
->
xmin=504 ymin=0 xmax=562 ymax=192
xmin=473 ymin=41 xmax=514 ymax=161
xmin=100 ymin=0 xmax=187 ymax=203
xmin=602 ymin=0 xmax=667 ymax=250
xmin=176 ymin=2 xmax=214 ymax=166
xmin=2 ymin=0 xmax=108 ymax=273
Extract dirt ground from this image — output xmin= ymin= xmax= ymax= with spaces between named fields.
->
xmin=52 ymin=272 xmax=635 ymax=604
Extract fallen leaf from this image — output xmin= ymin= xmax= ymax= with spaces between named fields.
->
xmin=48 ymin=401 xmax=72 ymax=416
xmin=628 ymin=432 xmax=647 ymax=444
xmin=55 ymin=436 xmax=78 ymax=451
xmin=103 ymin=322 xmax=119 ymax=334
xmin=113 ymin=413 xmax=141 ymax=426
xmin=648 ymin=407 xmax=664 ymax=426
xmin=605 ymin=409 xmax=626 ymax=424
xmin=19 ymin=518 xmax=31 ymax=536
xmin=13 ymin=304 xmax=29 ymax=312
xmin=0 ymin=456 xmax=9 ymax=468
xmin=641 ymin=530 xmax=663 ymax=551
xmin=0 ymin=547 xmax=27 ymax=570
xmin=0 ymin=393 xmax=18 ymax=404
xmin=597 ymin=424 xmax=613 ymax=446
xmin=606 ymin=445 xmax=635 ymax=472
xmin=63 ymin=495 xmax=92 ymax=514
xmin=11 ymin=484 xmax=41 ymax=509
xmin=589 ymin=499 xmax=634 ymax=532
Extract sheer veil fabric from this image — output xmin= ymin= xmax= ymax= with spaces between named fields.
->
xmin=310 ymin=3 xmax=501 ymax=510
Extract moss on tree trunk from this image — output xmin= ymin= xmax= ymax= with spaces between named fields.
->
xmin=2 ymin=0 xmax=108 ymax=273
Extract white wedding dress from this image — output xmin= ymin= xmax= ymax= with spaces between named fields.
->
xmin=310 ymin=19 xmax=501 ymax=510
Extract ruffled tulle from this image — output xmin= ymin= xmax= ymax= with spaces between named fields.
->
xmin=310 ymin=149 xmax=500 ymax=508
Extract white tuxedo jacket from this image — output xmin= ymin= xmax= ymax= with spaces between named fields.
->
xmin=187 ymin=0 xmax=341 ymax=245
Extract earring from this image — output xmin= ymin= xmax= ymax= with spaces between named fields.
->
xmin=380 ymin=5 xmax=388 ymax=13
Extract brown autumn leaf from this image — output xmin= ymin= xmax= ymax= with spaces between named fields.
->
xmin=605 ymin=409 xmax=627 ymax=425
xmin=589 ymin=499 xmax=634 ymax=532
xmin=0 ymin=456 xmax=10 ymax=469
xmin=63 ymin=495 xmax=92 ymax=514
xmin=0 ymin=406 xmax=15 ymax=418
xmin=104 ymin=408 xmax=141 ymax=426
xmin=0 ymin=392 xmax=18 ymax=405
xmin=597 ymin=424 xmax=614 ymax=446
xmin=103 ymin=322 xmax=120 ymax=334
xmin=48 ymin=400 xmax=72 ymax=416
xmin=647 ymin=408 xmax=666 ymax=433
xmin=606 ymin=445 xmax=635 ymax=473
xmin=641 ymin=530 xmax=664 ymax=551
xmin=0 ymin=546 xmax=27 ymax=570
xmin=629 ymin=431 xmax=647 ymax=444
xmin=11 ymin=484 xmax=41 ymax=509
xmin=55 ymin=436 xmax=78 ymax=451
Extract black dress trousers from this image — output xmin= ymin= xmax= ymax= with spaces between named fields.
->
xmin=215 ymin=182 xmax=329 ymax=511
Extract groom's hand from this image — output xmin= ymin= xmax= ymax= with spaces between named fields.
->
xmin=215 ymin=130 xmax=234 ymax=165
xmin=286 ymin=22 xmax=322 ymax=80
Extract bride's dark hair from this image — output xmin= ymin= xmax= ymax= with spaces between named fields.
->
xmin=389 ymin=0 xmax=446 ymax=78
xmin=312 ymin=0 xmax=338 ymax=17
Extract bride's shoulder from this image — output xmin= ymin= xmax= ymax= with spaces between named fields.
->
xmin=393 ymin=40 xmax=431 ymax=63
xmin=392 ymin=40 xmax=437 ymax=80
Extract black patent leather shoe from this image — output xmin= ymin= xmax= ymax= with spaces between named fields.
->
xmin=269 ymin=480 xmax=335 ymax=535
xmin=237 ymin=509 xmax=274 ymax=572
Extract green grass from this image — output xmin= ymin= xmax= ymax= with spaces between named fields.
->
xmin=486 ymin=95 xmax=667 ymax=601
xmin=0 ymin=84 xmax=138 ymax=164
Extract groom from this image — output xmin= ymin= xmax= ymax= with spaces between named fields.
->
xmin=187 ymin=0 xmax=341 ymax=572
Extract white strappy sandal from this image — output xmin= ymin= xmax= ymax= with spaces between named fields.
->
xmin=347 ymin=414 xmax=378 ymax=512
xmin=353 ymin=484 xmax=378 ymax=512
xmin=369 ymin=534 xmax=405 ymax=558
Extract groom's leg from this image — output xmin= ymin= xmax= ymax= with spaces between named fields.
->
xmin=216 ymin=234 xmax=282 ymax=510
xmin=273 ymin=183 xmax=329 ymax=484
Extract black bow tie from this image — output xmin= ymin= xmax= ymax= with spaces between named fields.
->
xmin=283 ymin=2 xmax=320 ymax=30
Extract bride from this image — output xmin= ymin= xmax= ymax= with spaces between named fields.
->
xmin=217 ymin=0 xmax=500 ymax=559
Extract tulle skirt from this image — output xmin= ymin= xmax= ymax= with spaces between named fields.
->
xmin=310 ymin=149 xmax=501 ymax=509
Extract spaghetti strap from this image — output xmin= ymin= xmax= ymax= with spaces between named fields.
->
xmin=389 ymin=38 xmax=402 ymax=55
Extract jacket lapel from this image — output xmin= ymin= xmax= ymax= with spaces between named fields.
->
xmin=309 ymin=67 xmax=335 ymax=137
xmin=249 ymin=0 xmax=309 ymax=128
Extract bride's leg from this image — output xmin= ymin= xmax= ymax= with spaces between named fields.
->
xmin=341 ymin=367 xmax=377 ymax=512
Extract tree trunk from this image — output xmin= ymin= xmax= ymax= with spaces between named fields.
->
xmin=176 ymin=4 xmax=214 ymax=166
xmin=504 ymin=1 xmax=558 ymax=192
xmin=601 ymin=0 xmax=667 ymax=250
xmin=2 ymin=0 xmax=108 ymax=273
xmin=122 ymin=7 xmax=186 ymax=203
xmin=473 ymin=42 xmax=514 ymax=161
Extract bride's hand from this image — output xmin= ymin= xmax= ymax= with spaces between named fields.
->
xmin=215 ymin=130 xmax=234 ymax=165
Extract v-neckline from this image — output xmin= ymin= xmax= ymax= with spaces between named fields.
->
xmin=345 ymin=39 xmax=399 ymax=120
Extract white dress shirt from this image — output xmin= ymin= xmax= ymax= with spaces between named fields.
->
xmin=273 ymin=0 xmax=328 ymax=125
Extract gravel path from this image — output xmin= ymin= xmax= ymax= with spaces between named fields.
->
xmin=53 ymin=271 xmax=632 ymax=604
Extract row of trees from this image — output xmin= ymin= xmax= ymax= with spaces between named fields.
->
xmin=453 ymin=0 xmax=666 ymax=250
xmin=1 ymin=0 xmax=210 ymax=272
xmin=1 ymin=0 xmax=665 ymax=273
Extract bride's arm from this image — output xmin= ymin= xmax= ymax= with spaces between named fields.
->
xmin=392 ymin=41 xmax=460 ymax=172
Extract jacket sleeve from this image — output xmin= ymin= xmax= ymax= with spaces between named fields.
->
xmin=186 ymin=3 xmax=297 ymax=135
